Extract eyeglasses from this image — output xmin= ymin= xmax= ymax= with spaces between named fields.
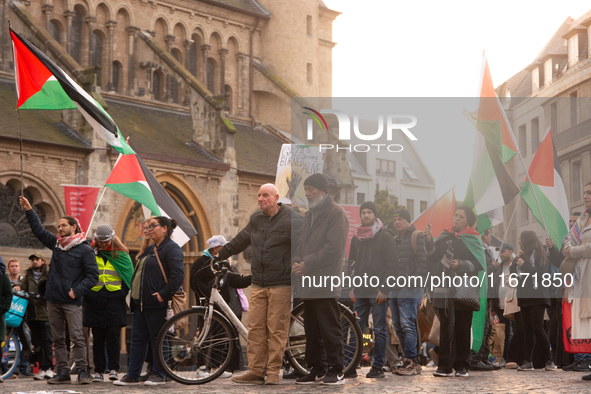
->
xmin=146 ymin=223 xmax=161 ymax=231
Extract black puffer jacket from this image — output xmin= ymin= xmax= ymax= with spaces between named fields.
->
xmin=26 ymin=209 xmax=99 ymax=305
xmin=218 ymin=203 xmax=303 ymax=288
xmin=349 ymin=226 xmax=397 ymax=297
xmin=393 ymin=224 xmax=427 ymax=288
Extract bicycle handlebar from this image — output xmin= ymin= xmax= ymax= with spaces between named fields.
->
xmin=12 ymin=290 xmax=40 ymax=300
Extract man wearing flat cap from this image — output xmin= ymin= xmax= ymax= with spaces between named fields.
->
xmin=292 ymin=173 xmax=349 ymax=385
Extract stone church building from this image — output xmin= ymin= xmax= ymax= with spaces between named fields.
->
xmin=0 ymin=0 xmax=346 ymax=306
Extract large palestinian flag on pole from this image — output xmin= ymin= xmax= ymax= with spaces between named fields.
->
xmin=106 ymin=143 xmax=198 ymax=247
xmin=521 ymin=126 xmax=569 ymax=249
xmin=412 ymin=188 xmax=456 ymax=239
xmin=464 ymin=54 xmax=519 ymax=234
xmin=9 ymin=28 xmax=132 ymax=155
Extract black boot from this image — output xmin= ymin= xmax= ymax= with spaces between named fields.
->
xmin=47 ymin=368 xmax=71 ymax=384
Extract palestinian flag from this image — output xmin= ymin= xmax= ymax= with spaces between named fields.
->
xmin=463 ymin=55 xmax=519 ymax=234
xmin=465 ymin=54 xmax=519 ymax=163
xmin=9 ymin=28 xmax=132 ymax=154
xmin=436 ymin=227 xmax=487 ymax=352
xmin=521 ymin=126 xmax=569 ymax=249
xmin=106 ymin=143 xmax=198 ymax=247
xmin=412 ymin=188 xmax=456 ymax=239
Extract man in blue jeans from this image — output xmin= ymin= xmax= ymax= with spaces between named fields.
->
xmin=390 ymin=209 xmax=427 ymax=376
xmin=348 ymin=201 xmax=397 ymax=378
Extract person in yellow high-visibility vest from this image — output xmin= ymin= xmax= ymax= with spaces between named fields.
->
xmin=83 ymin=225 xmax=133 ymax=383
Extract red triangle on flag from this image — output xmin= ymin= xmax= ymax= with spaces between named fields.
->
xmin=528 ymin=128 xmax=554 ymax=187
xmin=10 ymin=30 xmax=53 ymax=108
xmin=413 ymin=189 xmax=456 ymax=239
xmin=106 ymin=154 xmax=148 ymax=185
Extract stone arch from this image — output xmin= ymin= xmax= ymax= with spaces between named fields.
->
xmin=95 ymin=1 xmax=112 ymax=22
xmin=72 ymin=0 xmax=90 ymax=16
xmin=113 ymin=4 xmax=136 ymax=27
xmin=191 ymin=25 xmax=206 ymax=42
xmin=0 ymin=171 xmax=65 ymax=248
xmin=152 ymin=69 xmax=164 ymax=100
xmin=172 ymin=20 xmax=188 ymax=42
xmin=152 ymin=15 xmax=170 ymax=36
xmin=48 ymin=19 xmax=64 ymax=45
xmin=206 ymin=57 xmax=218 ymax=94
xmin=91 ymin=29 xmax=106 ymax=86
xmin=226 ymin=34 xmax=242 ymax=53
xmin=208 ymin=30 xmax=223 ymax=48
xmin=112 ymin=60 xmax=123 ymax=92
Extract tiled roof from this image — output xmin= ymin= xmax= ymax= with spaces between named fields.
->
xmin=0 ymin=79 xmax=91 ymax=149
xmin=199 ymin=0 xmax=271 ymax=17
xmin=233 ymin=122 xmax=284 ymax=176
xmin=104 ymin=98 xmax=227 ymax=168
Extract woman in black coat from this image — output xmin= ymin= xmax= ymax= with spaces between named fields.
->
xmin=510 ymin=230 xmax=555 ymax=371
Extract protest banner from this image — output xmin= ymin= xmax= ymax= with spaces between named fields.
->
xmin=275 ymin=144 xmax=325 ymax=206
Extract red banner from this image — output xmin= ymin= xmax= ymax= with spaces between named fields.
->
xmin=63 ymin=185 xmax=101 ymax=233
xmin=563 ymin=300 xmax=591 ymax=353
xmin=341 ymin=205 xmax=361 ymax=259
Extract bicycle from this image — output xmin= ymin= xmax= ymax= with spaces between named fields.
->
xmin=2 ymin=291 xmax=34 ymax=380
xmin=155 ymin=258 xmax=363 ymax=384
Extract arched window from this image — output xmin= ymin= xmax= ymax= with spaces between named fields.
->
xmin=169 ymin=51 xmax=180 ymax=103
xmin=153 ymin=72 xmax=160 ymax=101
xmin=207 ymin=59 xmax=215 ymax=94
xmin=112 ymin=62 xmax=121 ymax=93
xmin=49 ymin=20 xmax=61 ymax=44
xmin=71 ymin=8 xmax=83 ymax=63
xmin=188 ymin=41 xmax=197 ymax=77
xmin=0 ymin=184 xmax=47 ymax=248
xmin=91 ymin=31 xmax=103 ymax=86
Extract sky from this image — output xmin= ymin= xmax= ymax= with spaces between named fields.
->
xmin=322 ymin=0 xmax=591 ymax=200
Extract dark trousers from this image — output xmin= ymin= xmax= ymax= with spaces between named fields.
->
xmin=470 ymin=300 xmax=492 ymax=364
xmin=497 ymin=309 xmax=513 ymax=360
xmin=127 ymin=300 xmax=167 ymax=380
xmin=436 ymin=307 xmax=473 ymax=373
xmin=92 ymin=326 xmax=122 ymax=373
xmin=303 ymin=299 xmax=344 ymax=373
xmin=521 ymin=304 xmax=551 ymax=363
xmin=507 ymin=311 xmax=525 ymax=365
xmin=28 ymin=320 xmax=53 ymax=371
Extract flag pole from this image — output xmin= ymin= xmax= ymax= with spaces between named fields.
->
xmin=499 ymin=194 xmax=521 ymax=250
xmin=8 ymin=20 xmax=24 ymax=199
xmin=516 ymin=149 xmax=549 ymax=238
xmin=87 ymin=187 xmax=106 ymax=234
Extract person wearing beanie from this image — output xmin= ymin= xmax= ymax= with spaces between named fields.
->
xmin=424 ymin=207 xmax=485 ymax=378
xmin=292 ymin=176 xmax=349 ymax=385
xmin=348 ymin=201 xmax=397 ymax=379
xmin=390 ymin=208 xmax=428 ymax=376
xmin=84 ymin=225 xmax=133 ymax=383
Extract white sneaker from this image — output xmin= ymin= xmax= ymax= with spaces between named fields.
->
xmin=44 ymin=369 xmax=55 ymax=379
xmin=211 ymin=367 xmax=232 ymax=378
xmin=109 ymin=370 xmax=119 ymax=381
xmin=196 ymin=367 xmax=210 ymax=378
xmin=33 ymin=370 xmax=46 ymax=380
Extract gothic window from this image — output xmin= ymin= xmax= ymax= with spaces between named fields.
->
xmin=207 ymin=59 xmax=215 ymax=93
xmin=49 ymin=20 xmax=61 ymax=44
xmin=188 ymin=42 xmax=197 ymax=77
xmin=112 ymin=62 xmax=121 ymax=93
xmin=71 ymin=9 xmax=83 ymax=63
xmin=0 ymin=184 xmax=46 ymax=248
xmin=153 ymin=72 xmax=160 ymax=101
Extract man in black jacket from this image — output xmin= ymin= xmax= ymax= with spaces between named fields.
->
xmin=292 ymin=174 xmax=349 ymax=386
xmin=19 ymin=196 xmax=98 ymax=385
xmin=348 ymin=201 xmax=397 ymax=379
xmin=220 ymin=184 xmax=303 ymax=386
xmin=390 ymin=208 xmax=426 ymax=376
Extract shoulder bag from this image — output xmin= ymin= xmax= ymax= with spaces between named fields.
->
xmin=154 ymin=248 xmax=188 ymax=329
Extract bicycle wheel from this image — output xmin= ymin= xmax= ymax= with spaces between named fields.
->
xmin=2 ymin=331 xmax=20 ymax=380
xmin=155 ymin=307 xmax=236 ymax=385
xmin=284 ymin=302 xmax=363 ymax=376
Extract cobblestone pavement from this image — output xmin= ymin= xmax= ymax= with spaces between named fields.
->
xmin=2 ymin=367 xmax=591 ymax=394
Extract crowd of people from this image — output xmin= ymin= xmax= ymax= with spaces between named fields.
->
xmin=0 ymin=177 xmax=589 ymax=386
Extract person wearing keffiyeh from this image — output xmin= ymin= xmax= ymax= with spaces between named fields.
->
xmin=19 ymin=196 xmax=98 ymax=385
xmin=348 ymin=201 xmax=398 ymax=379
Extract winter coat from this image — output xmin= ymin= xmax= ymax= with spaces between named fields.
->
xmin=393 ymin=224 xmax=427 ymax=288
xmin=218 ymin=203 xmax=303 ymax=288
xmin=83 ymin=252 xmax=130 ymax=328
xmin=131 ymin=237 xmax=185 ymax=309
xmin=349 ymin=226 xmax=398 ymax=297
xmin=190 ymin=249 xmax=252 ymax=319
xmin=293 ymin=195 xmax=349 ymax=298
xmin=0 ymin=274 xmax=12 ymax=315
xmin=19 ymin=265 xmax=49 ymax=321
xmin=510 ymin=252 xmax=550 ymax=308
xmin=25 ymin=209 xmax=99 ymax=305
